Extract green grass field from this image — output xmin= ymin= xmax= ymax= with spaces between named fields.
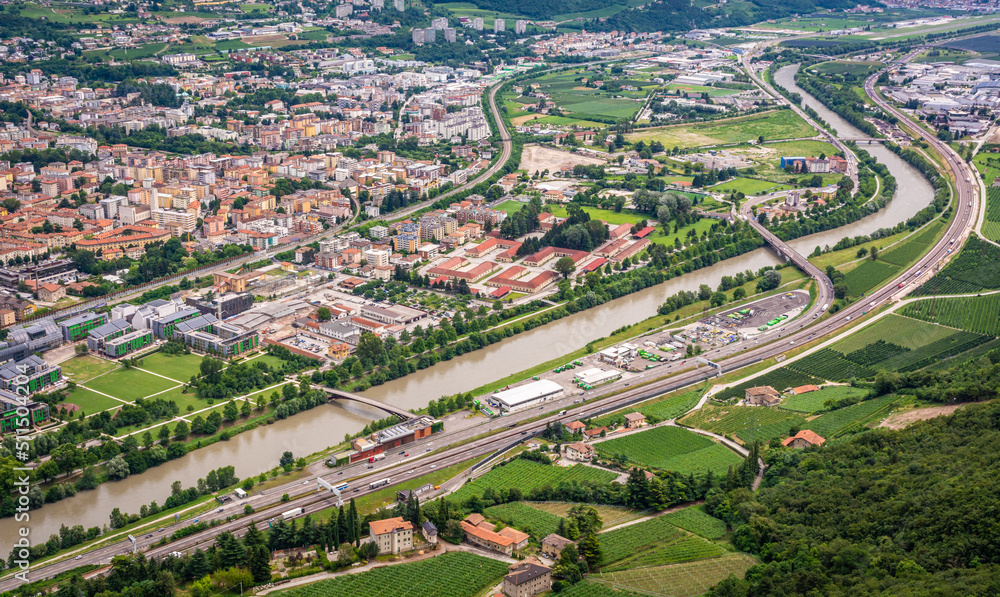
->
xmin=138 ymin=352 xmax=204 ymax=382
xmin=598 ymin=514 xmax=684 ymax=566
xmin=272 ymin=551 xmax=507 ymax=597
xmin=604 ymin=534 xmax=725 ymax=571
xmin=527 ymin=70 xmax=656 ymax=122
xmin=781 ymin=386 xmax=869 ymax=413
xmin=647 ymin=218 xmax=717 ymax=249
xmin=681 ymin=404 xmax=801 ymax=439
xmin=59 ymin=355 xmax=120 ymax=383
xmin=545 ymin=204 xmax=646 ymax=226
xmin=808 ymin=61 xmax=881 ymax=77
xmin=626 ymin=110 xmax=816 ymax=150
xmin=759 ymin=139 xmax=837 ymax=158
xmin=805 ymin=395 xmax=901 ymax=438
xmin=709 ymin=177 xmax=792 ymax=195
xmin=901 ymin=295 xmax=1000 ymax=336
xmin=85 ymin=368 xmax=180 ymax=402
xmin=61 ymin=387 xmax=124 ymax=414
xmin=595 ymin=426 xmax=715 ymax=470
xmin=664 ymin=83 xmax=741 ymax=97
xmin=494 ymin=199 xmax=530 ymax=214
xmin=784 ymin=348 xmax=876 ymax=382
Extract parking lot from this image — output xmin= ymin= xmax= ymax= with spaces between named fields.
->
xmin=701 ymin=290 xmax=810 ymax=335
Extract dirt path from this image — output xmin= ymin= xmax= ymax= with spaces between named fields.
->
xmin=878 ymin=404 xmax=965 ymax=429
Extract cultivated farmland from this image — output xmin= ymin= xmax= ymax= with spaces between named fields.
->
xmin=558 ymin=582 xmax=645 ymax=597
xmin=448 ymin=460 xmax=617 ymax=505
xmin=902 ymin=294 xmax=1000 ymax=337
xmin=913 ymin=235 xmax=1000 ymax=295
xmin=597 ymin=514 xmax=684 ymax=566
xmin=604 ymin=535 xmax=726 ymax=571
xmin=781 ymin=386 xmax=869 ymax=413
xmin=831 ymin=314 xmax=956 ymax=353
xmin=785 ymin=348 xmax=875 ymax=381
xmin=272 ymin=552 xmax=507 ymax=597
xmin=530 ymin=502 xmax=645 ymax=528
xmin=483 ymin=502 xmax=563 ymax=538
xmin=662 ymin=505 xmax=727 ymax=539
xmin=805 ymin=395 xmax=901 ymax=437
xmin=595 ymin=426 xmax=714 ymax=469
xmin=594 ymin=553 xmax=758 ymax=597
xmin=841 ymin=259 xmax=899 ymax=297
xmin=713 ymin=368 xmax=820 ymax=401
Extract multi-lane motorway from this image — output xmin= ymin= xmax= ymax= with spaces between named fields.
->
xmin=2 ymin=53 xmax=982 ymax=591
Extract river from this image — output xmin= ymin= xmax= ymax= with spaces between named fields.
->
xmin=4 ymin=65 xmax=934 ymax=541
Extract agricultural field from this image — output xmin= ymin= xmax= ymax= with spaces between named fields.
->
xmin=831 ymin=314 xmax=956 ymax=353
xmin=902 ymin=294 xmax=1000 ymax=336
xmin=841 ymin=259 xmax=900 ymax=297
xmin=878 ymin=220 xmax=943 ymax=267
xmin=272 ymin=552 xmax=507 ymax=597
xmin=483 ymin=502 xmax=563 ymax=538
xmin=913 ymin=236 xmax=1000 ymax=295
xmin=682 ymin=403 xmax=802 ymax=438
xmin=662 ymin=505 xmax=727 ymax=539
xmin=59 ymin=355 xmax=120 ymax=383
xmin=873 ymin=330 xmax=991 ymax=371
xmin=448 ymin=460 xmax=617 ymax=505
xmin=655 ymin=443 xmax=744 ymax=475
xmin=595 ymin=426 xmax=715 ymax=470
xmin=557 ymin=582 xmax=645 ymax=597
xmin=526 ymin=70 xmax=655 ymax=122
xmin=529 ymin=502 xmax=645 ymax=528
xmin=604 ymin=535 xmax=725 ymax=571
xmin=781 ymin=386 xmax=870 ymax=413
xmin=597 ymin=514 xmax=684 ymax=566
xmin=593 ymin=553 xmax=758 ymax=597
xmin=805 ymin=395 xmax=902 ymax=438
xmin=784 ymin=348 xmax=876 ymax=382
xmin=712 ymin=368 xmax=820 ymax=401
xmin=626 ymin=110 xmax=816 ymax=150
xmin=139 ymin=352 xmax=205 ymax=382
xmin=984 ymin=186 xmax=1000 ymax=242
xmin=758 ymin=139 xmax=838 ymax=159
xmin=664 ymin=83 xmax=741 ymax=97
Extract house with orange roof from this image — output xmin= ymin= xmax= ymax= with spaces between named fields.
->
xmin=460 ymin=514 xmax=530 ymax=555
xmin=368 ymin=517 xmax=414 ymax=554
xmin=782 ymin=430 xmax=825 ymax=449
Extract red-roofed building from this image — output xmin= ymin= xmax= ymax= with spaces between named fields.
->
xmin=579 ymin=257 xmax=607 ymax=274
xmin=782 ymin=430 xmax=825 ymax=448
xmin=369 ymin=517 xmax=414 ymax=554
xmin=609 ymin=223 xmax=632 ymax=240
xmin=791 ymin=384 xmax=821 ymax=395
xmin=633 ymin=226 xmax=655 ymax=239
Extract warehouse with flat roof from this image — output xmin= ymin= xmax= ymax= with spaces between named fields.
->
xmin=491 ymin=380 xmax=565 ymax=413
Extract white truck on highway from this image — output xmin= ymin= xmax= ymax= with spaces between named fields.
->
xmin=282 ymin=507 xmax=305 ymax=520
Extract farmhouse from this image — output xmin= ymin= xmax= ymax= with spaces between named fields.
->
xmin=503 ymin=562 xmax=552 ymax=597
xmin=782 ymin=429 xmax=826 ymax=449
xmin=790 ymin=384 xmax=821 ymax=395
xmin=541 ymin=534 xmax=575 ymax=559
xmin=368 ymin=516 xmax=414 ymax=554
xmin=745 ymin=386 xmax=781 ymax=407
xmin=623 ymin=412 xmax=647 ymax=429
xmin=460 ymin=513 xmax=530 ymax=555
xmin=564 ymin=441 xmax=594 ymax=461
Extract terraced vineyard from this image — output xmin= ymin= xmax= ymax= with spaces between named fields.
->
xmin=483 ymin=502 xmax=563 ymax=538
xmin=714 ymin=368 xmax=820 ymax=401
xmin=598 ymin=514 xmax=684 ymax=566
xmin=785 ymin=348 xmax=875 ymax=381
xmin=832 ymin=314 xmax=956 ymax=353
xmin=604 ymin=535 xmax=725 ymax=571
xmin=273 ymin=552 xmax=507 ymax=597
xmin=662 ymin=506 xmax=727 ymax=539
xmin=449 ymin=460 xmax=617 ymax=505
xmin=842 ymin=259 xmax=900 ymax=297
xmin=902 ymin=295 xmax=1000 ymax=337
xmin=876 ymin=330 xmax=992 ymax=372
xmin=595 ymin=426 xmax=715 ymax=469
xmin=805 ymin=395 xmax=901 ymax=437
xmin=594 ymin=553 xmax=758 ymax=597
xmin=781 ymin=386 xmax=869 ymax=413
xmin=844 ymin=340 xmax=910 ymax=366
xmin=912 ymin=235 xmax=1000 ymax=295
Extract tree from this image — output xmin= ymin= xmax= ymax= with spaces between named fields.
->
xmin=355 ymin=332 xmax=387 ymax=369
xmin=554 ymin=256 xmax=577 ymax=279
xmin=224 ymin=400 xmax=238 ymax=422
xmin=248 ymin=544 xmax=271 ymax=582
xmin=316 ymin=307 xmax=331 ymax=321
xmin=280 ymin=451 xmax=294 ymax=468
xmin=578 ymin=533 xmax=603 ymax=569
xmin=733 ymin=287 xmax=746 ymax=300
xmin=50 ymin=443 xmax=82 ymax=476
xmin=756 ymin=270 xmax=781 ymax=293
xmin=107 ymin=454 xmax=130 ymax=480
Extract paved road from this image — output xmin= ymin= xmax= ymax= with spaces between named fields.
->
xmin=3 ymin=53 xmax=982 ymax=592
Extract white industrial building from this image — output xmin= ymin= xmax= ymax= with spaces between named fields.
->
xmin=491 ymin=380 xmax=564 ymax=413
xmin=575 ymin=368 xmax=621 ymax=387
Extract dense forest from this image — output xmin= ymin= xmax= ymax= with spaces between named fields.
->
xmin=591 ymin=0 xmax=856 ymax=33
xmin=708 ymin=362 xmax=1000 ymax=596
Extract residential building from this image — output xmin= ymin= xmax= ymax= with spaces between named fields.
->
xmin=745 ymin=386 xmax=781 ymax=407
xmin=460 ymin=513 xmax=530 ymax=555
xmin=541 ymin=534 xmax=574 ymax=559
xmin=503 ymin=562 xmax=552 ymax=597
xmin=0 ymin=389 xmax=49 ymax=434
xmin=37 ymin=284 xmax=66 ymax=302
xmin=494 ymin=18 xmax=505 ymax=32
xmin=623 ymin=412 xmax=647 ymax=429
xmin=564 ymin=441 xmax=594 ymax=461
xmin=369 ymin=516 xmax=414 ymax=554
xmin=782 ymin=430 xmax=826 ymax=449
xmin=421 ymin=521 xmax=438 ymax=544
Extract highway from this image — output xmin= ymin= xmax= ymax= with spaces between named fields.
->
xmin=3 ymin=55 xmax=981 ymax=590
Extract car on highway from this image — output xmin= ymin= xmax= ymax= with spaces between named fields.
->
xmin=403 ymin=453 xmax=409 ymax=457
xmin=353 ymin=488 xmax=359 ymax=492
xmin=399 ymin=451 xmax=405 ymax=455
xmin=75 ymin=555 xmax=83 ymax=560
